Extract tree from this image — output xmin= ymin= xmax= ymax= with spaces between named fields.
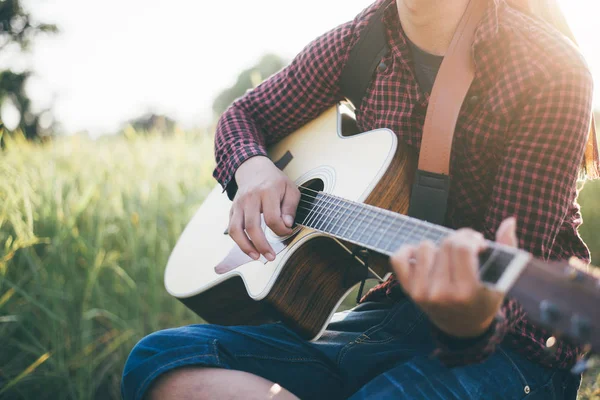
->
xmin=0 ymin=0 xmax=57 ymax=139
xmin=212 ymin=53 xmax=287 ymax=116
xmin=123 ymin=113 xmax=178 ymax=135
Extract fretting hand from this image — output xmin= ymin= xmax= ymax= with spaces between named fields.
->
xmin=390 ymin=217 xmax=518 ymax=338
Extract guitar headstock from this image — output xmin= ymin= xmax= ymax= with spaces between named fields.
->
xmin=508 ymin=256 xmax=600 ymax=355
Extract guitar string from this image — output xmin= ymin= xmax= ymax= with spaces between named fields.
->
xmin=297 ymin=186 xmax=450 ymax=239
xmin=294 ymin=192 xmax=445 ymax=243
xmin=287 ymin=190 xmax=511 ymax=256
xmin=273 ymin=186 xmax=399 ymax=232
xmin=295 ymin=185 xmax=448 ymax=239
xmin=288 ymin=197 xmax=517 ymax=280
xmin=235 ymin=184 xmax=512 ymax=256
xmin=231 ymin=185 xmax=520 ymax=285
xmin=230 ymin=186 xmax=518 ymax=279
xmin=293 ymin=198 xmax=443 ymax=251
xmin=292 ymin=188 xmax=448 ymax=244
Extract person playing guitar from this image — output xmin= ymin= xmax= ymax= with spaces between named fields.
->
xmin=121 ymin=0 xmax=598 ymax=398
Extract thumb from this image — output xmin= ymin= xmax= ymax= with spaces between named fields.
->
xmin=495 ymin=217 xmax=518 ymax=247
xmin=281 ymin=184 xmax=300 ymax=228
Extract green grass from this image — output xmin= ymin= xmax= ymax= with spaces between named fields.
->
xmin=0 ymin=132 xmax=599 ymax=399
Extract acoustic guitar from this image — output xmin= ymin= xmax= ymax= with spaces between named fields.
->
xmin=164 ymin=104 xmax=600 ymax=355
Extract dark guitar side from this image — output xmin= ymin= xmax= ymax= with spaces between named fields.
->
xmin=178 ymin=142 xmax=418 ymax=340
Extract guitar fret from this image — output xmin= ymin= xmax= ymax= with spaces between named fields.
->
xmin=406 ymin=223 xmax=428 ymax=245
xmin=373 ymin=217 xmax=393 ymax=252
xmin=362 ymin=208 xmax=385 ymax=250
xmin=332 ymin=199 xmax=350 ymax=234
xmin=317 ymin=195 xmax=339 ymax=232
xmin=339 ymin=203 xmax=360 ymax=239
xmin=347 ymin=204 xmax=369 ymax=243
xmin=305 ymin=194 xmax=327 ymax=229
xmin=327 ymin=198 xmax=345 ymax=236
xmin=330 ymin=198 xmax=353 ymax=237
xmin=387 ymin=214 xmax=414 ymax=251
xmin=427 ymin=226 xmax=447 ymax=244
xmin=318 ymin=195 xmax=339 ymax=232
xmin=384 ymin=215 xmax=411 ymax=252
xmin=419 ymin=224 xmax=435 ymax=245
xmin=396 ymin=219 xmax=418 ymax=252
xmin=299 ymin=190 xmax=454 ymax=257
xmin=381 ymin=216 xmax=404 ymax=252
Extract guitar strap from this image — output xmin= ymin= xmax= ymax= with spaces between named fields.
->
xmin=339 ymin=5 xmax=389 ymax=110
xmin=339 ymin=0 xmax=487 ymax=225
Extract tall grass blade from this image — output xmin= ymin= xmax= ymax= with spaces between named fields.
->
xmin=0 ymin=352 xmax=51 ymax=395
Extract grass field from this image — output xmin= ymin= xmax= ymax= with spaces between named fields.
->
xmin=0 ymin=132 xmax=599 ymax=399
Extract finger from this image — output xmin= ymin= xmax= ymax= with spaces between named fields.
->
xmin=427 ymin=240 xmax=451 ymax=302
xmin=429 ymin=239 xmax=454 ymax=301
xmin=411 ymin=241 xmax=436 ymax=301
xmin=228 ymin=207 xmax=260 ymax=260
xmin=281 ymin=183 xmax=301 ymax=228
xmin=244 ymin=195 xmax=275 ymax=261
xmin=495 ymin=217 xmax=518 ymax=247
xmin=262 ymin=187 xmax=292 ymax=237
xmin=391 ymin=245 xmax=417 ymax=292
xmin=450 ymin=231 xmax=487 ymax=295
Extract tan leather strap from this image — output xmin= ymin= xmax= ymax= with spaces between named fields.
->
xmin=418 ymin=0 xmax=488 ymax=175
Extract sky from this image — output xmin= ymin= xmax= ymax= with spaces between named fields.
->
xmin=4 ymin=0 xmax=600 ymax=136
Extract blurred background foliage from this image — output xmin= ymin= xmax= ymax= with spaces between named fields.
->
xmin=0 ymin=1 xmax=599 ymax=399
xmin=211 ymin=53 xmax=287 ymax=116
xmin=0 ymin=0 xmax=57 ymax=141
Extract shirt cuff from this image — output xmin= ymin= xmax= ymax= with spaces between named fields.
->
xmin=224 ymin=178 xmax=238 ymax=201
xmin=430 ymin=310 xmax=509 ymax=368
xmin=214 ymin=146 xmax=268 ymax=201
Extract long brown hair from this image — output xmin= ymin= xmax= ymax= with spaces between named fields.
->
xmin=508 ymin=0 xmax=599 ymax=179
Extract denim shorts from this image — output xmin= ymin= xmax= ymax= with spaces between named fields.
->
xmin=121 ymin=299 xmax=579 ymax=400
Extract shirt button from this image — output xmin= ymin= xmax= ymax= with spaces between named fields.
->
xmin=468 ymin=95 xmax=479 ymax=105
xmin=378 ymin=61 xmax=387 ymax=72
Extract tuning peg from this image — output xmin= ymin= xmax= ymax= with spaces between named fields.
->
xmin=540 ymin=300 xmax=561 ymax=324
xmin=570 ymin=314 xmax=591 ymax=343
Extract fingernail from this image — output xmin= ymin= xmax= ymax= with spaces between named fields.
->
xmin=283 ymin=215 xmax=294 ymax=227
xmin=265 ymin=252 xmax=275 ymax=262
xmin=250 ymin=252 xmax=259 ymax=260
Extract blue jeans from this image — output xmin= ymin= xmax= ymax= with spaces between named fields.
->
xmin=122 ymin=299 xmax=578 ymax=400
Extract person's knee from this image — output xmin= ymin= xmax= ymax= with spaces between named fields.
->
xmin=121 ymin=325 xmax=222 ymax=400
xmin=145 ymin=367 xmax=207 ymax=400
xmin=124 ymin=328 xmax=179 ymax=373
xmin=125 ymin=325 xmax=218 ymax=369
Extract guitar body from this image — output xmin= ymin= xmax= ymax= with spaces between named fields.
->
xmin=164 ymin=105 xmax=418 ymax=340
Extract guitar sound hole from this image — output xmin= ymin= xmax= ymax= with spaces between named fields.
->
xmin=296 ymin=179 xmax=325 ymax=225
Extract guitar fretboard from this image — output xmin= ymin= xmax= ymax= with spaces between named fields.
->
xmin=295 ymin=188 xmax=518 ymax=284
xmin=297 ymin=189 xmax=449 ymax=254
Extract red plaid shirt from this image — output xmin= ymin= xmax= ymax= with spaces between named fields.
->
xmin=213 ymin=0 xmax=595 ymax=369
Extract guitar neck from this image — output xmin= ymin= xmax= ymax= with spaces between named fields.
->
xmin=295 ymin=187 xmax=600 ymax=353
xmin=295 ymin=188 xmax=525 ymax=286
xmin=297 ymin=187 xmax=447 ymax=255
